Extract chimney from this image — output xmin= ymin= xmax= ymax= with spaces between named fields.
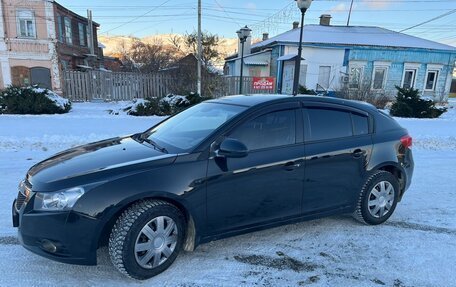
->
xmin=293 ymin=21 xmax=299 ymax=29
xmin=262 ymin=33 xmax=269 ymax=41
xmin=319 ymin=14 xmax=332 ymax=26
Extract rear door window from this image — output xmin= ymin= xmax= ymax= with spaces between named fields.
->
xmin=305 ymin=107 xmax=353 ymax=141
xmin=352 ymin=113 xmax=369 ymax=136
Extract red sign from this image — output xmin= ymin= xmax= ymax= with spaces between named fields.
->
xmin=252 ymin=77 xmax=275 ymax=91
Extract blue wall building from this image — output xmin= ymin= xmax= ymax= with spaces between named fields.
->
xmin=225 ymin=16 xmax=456 ymax=100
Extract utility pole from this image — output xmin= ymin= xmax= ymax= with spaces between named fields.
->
xmin=87 ymin=10 xmax=94 ymax=55
xmin=197 ymin=0 xmax=202 ymax=96
xmin=347 ymin=0 xmax=354 ymax=26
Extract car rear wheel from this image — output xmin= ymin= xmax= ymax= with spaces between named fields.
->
xmin=108 ymin=200 xmax=186 ymax=280
xmin=353 ymin=171 xmax=399 ymax=225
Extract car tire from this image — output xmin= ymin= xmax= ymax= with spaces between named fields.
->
xmin=108 ymin=200 xmax=186 ymax=280
xmin=353 ymin=170 xmax=400 ymax=225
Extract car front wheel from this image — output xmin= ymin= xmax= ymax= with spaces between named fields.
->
xmin=109 ymin=200 xmax=186 ymax=280
xmin=353 ymin=170 xmax=400 ymax=225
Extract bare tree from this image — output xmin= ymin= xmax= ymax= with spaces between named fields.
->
xmin=170 ymin=31 xmax=223 ymax=66
xmin=127 ymin=40 xmax=178 ymax=73
xmin=169 ymin=34 xmax=183 ymax=52
xmin=338 ymin=77 xmax=392 ymax=108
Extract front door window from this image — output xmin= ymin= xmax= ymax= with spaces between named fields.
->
xmin=229 ymin=110 xmax=296 ymax=150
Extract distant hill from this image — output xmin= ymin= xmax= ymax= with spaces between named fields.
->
xmin=98 ymin=34 xmax=242 ymax=67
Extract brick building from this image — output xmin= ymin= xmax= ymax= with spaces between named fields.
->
xmin=0 ymin=0 xmax=103 ymax=93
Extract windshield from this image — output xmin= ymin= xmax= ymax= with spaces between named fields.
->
xmin=144 ymin=102 xmax=246 ymax=152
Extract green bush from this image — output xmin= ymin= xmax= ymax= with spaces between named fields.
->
xmin=298 ymin=85 xmax=317 ymax=95
xmin=0 ymin=86 xmax=71 ymax=114
xmin=390 ymin=86 xmax=446 ymax=118
xmin=130 ymin=92 xmax=210 ymax=116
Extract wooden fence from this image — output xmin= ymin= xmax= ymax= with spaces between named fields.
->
xmin=63 ymin=70 xmax=275 ymax=101
xmin=63 ymin=70 xmax=175 ymax=101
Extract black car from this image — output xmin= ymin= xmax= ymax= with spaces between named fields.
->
xmin=12 ymin=95 xmax=414 ymax=280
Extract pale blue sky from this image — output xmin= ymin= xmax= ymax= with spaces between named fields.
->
xmin=57 ymin=0 xmax=456 ymax=46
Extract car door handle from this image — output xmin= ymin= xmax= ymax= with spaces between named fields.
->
xmin=352 ymin=149 xmax=365 ymax=158
xmin=283 ymin=161 xmax=301 ymax=171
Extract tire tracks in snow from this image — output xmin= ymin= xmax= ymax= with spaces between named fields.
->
xmin=384 ymin=221 xmax=456 ymax=236
xmin=0 ymin=236 xmax=19 ymax=245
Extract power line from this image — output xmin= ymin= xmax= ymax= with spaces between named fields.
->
xmin=213 ymin=0 xmax=243 ymax=27
xmin=400 ymin=8 xmax=456 ymax=32
xmin=101 ymin=0 xmax=174 ymax=35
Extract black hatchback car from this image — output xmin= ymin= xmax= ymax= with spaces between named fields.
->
xmin=12 ymin=95 xmax=414 ymax=280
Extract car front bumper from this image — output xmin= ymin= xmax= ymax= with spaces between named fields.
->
xmin=12 ymin=199 xmax=99 ymax=266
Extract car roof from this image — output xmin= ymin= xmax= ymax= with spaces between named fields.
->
xmin=208 ymin=94 xmax=377 ymax=112
xmin=207 ymin=94 xmax=289 ymax=106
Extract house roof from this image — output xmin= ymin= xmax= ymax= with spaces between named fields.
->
xmin=244 ymin=60 xmax=269 ymax=66
xmin=53 ymin=1 xmax=100 ymax=27
xmin=277 ymin=54 xmax=305 ymax=61
xmin=252 ymin=24 xmax=456 ymax=52
xmin=225 ymin=49 xmax=272 ymax=62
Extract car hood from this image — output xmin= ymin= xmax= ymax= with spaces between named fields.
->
xmin=27 ymin=136 xmax=177 ymax=192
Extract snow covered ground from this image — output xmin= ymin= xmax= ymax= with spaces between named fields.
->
xmin=0 ymin=100 xmax=455 ymax=287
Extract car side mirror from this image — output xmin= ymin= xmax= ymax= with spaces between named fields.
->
xmin=216 ymin=138 xmax=248 ymax=158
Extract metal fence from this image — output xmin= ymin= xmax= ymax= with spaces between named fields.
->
xmin=63 ymin=71 xmax=275 ymax=101
xmin=63 ymin=70 xmax=175 ymax=101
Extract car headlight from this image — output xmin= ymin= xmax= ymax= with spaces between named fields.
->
xmin=34 ymin=187 xmax=85 ymax=211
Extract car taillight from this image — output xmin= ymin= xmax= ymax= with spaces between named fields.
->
xmin=400 ymin=135 xmax=412 ymax=149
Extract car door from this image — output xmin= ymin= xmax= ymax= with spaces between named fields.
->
xmin=205 ymin=102 xmax=305 ymax=235
xmin=302 ymin=104 xmax=373 ymax=214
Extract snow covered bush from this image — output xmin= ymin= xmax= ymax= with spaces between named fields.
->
xmin=129 ymin=97 xmax=164 ymax=116
xmin=0 ymin=86 xmax=71 ymax=114
xmin=390 ymin=86 xmax=446 ymax=118
xmin=129 ymin=93 xmax=210 ymax=116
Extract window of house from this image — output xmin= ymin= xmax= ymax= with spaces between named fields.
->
xmin=306 ymin=108 xmax=353 ymax=141
xmin=17 ymin=10 xmax=36 ymax=38
xmin=299 ymin=64 xmax=307 ymax=87
xmin=248 ymin=67 xmax=262 ymax=77
xmin=318 ymin=66 xmax=331 ymax=90
xmin=349 ymin=67 xmax=362 ymax=89
xmin=224 ymin=65 xmax=230 ymax=75
xmin=64 ymin=17 xmax=73 ymax=45
xmin=373 ymin=67 xmax=387 ymax=90
xmin=57 ymin=16 xmax=64 ymax=42
xmin=402 ymin=69 xmax=416 ymax=89
xmin=78 ymin=23 xmax=86 ymax=46
xmin=425 ymin=70 xmax=439 ymax=91
xmin=61 ymin=60 xmax=69 ymax=70
xmin=229 ymin=110 xmax=296 ymax=151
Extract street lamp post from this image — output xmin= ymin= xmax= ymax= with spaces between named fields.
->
xmin=237 ymin=26 xmax=251 ymax=95
xmin=293 ymin=0 xmax=312 ymax=96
